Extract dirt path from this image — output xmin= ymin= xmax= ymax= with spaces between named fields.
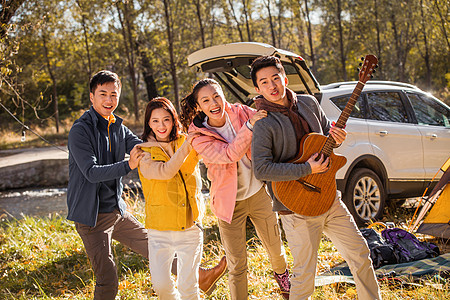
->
xmin=0 ymin=147 xmax=68 ymax=220
xmin=0 ymin=146 xmax=68 ymax=167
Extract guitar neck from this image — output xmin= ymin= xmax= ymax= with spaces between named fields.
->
xmin=335 ymin=81 xmax=365 ymax=128
xmin=322 ymin=81 xmax=365 ymax=157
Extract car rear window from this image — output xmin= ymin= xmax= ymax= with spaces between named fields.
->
xmin=407 ymin=93 xmax=450 ymax=127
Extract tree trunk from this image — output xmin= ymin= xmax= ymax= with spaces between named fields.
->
xmin=390 ymin=11 xmax=407 ymax=82
xmin=277 ymin=0 xmax=282 ymax=48
xmin=265 ymin=0 xmax=277 ymax=47
xmin=76 ymin=1 xmax=92 ymax=76
xmin=75 ymin=0 xmax=92 ymax=97
xmin=163 ymin=0 xmax=180 ymax=111
xmin=391 ymin=14 xmax=401 ymax=81
xmin=210 ymin=0 xmax=216 ymax=45
xmin=303 ymin=0 xmax=315 ymax=73
xmin=336 ymin=0 xmax=347 ymax=81
xmin=116 ymin=1 xmax=139 ymax=120
xmin=290 ymin=0 xmax=305 ymax=54
xmin=419 ymin=0 xmax=431 ymax=89
xmin=228 ymin=0 xmax=244 ymax=42
xmin=242 ymin=0 xmax=252 ymax=41
xmin=193 ymin=0 xmax=206 ymax=48
xmin=139 ymin=48 xmax=158 ymax=101
xmin=373 ymin=0 xmax=383 ymax=78
xmin=42 ymin=33 xmax=59 ymax=133
xmin=433 ymin=0 xmax=450 ymax=53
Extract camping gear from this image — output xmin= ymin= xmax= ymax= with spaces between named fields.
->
xmin=361 ymin=222 xmax=439 ymax=268
xmin=381 ymin=228 xmax=439 ymax=263
xmin=360 ymin=228 xmax=398 ymax=268
xmin=410 ymin=157 xmax=450 ymax=238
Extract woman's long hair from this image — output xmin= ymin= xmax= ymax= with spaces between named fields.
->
xmin=141 ymin=97 xmax=182 ymax=142
xmin=180 ymin=78 xmax=221 ymax=130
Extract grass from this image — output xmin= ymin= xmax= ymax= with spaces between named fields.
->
xmin=0 ymin=189 xmax=448 ymax=299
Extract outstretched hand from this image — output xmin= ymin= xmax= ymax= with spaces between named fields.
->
xmin=128 ymin=145 xmax=145 ymax=170
xmin=307 ymin=153 xmax=329 ymax=174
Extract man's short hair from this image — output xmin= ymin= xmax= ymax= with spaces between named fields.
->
xmin=250 ymin=56 xmax=285 ymax=87
xmin=90 ymin=70 xmax=122 ymax=93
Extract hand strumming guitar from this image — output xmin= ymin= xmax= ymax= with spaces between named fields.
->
xmin=307 ymin=153 xmax=330 ymax=174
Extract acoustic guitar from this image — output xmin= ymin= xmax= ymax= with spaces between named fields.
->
xmin=272 ymin=54 xmax=378 ymax=216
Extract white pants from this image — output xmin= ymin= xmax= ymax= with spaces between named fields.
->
xmin=148 ymin=225 xmax=203 ymax=300
xmin=280 ymin=197 xmax=381 ymax=300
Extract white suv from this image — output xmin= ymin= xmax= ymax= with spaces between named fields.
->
xmin=188 ymin=42 xmax=450 ymax=225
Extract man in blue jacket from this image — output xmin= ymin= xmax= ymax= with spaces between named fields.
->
xmin=67 ymin=70 xmax=147 ymax=299
xmin=67 ymin=70 xmax=227 ymax=299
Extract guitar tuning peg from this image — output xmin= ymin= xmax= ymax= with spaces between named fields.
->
xmin=375 ymin=64 xmax=379 ymax=68
xmin=373 ymin=69 xmax=376 ymax=73
xmin=357 ymin=68 xmax=361 ymax=72
xmin=371 ymin=75 xmax=374 ymax=78
xmin=359 ymin=62 xmax=363 ymax=67
xmin=361 ymin=57 xmax=364 ymax=61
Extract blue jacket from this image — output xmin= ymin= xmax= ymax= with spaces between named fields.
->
xmin=67 ymin=107 xmax=141 ymax=226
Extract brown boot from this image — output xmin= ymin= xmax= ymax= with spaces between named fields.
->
xmin=199 ymin=256 xmax=228 ymax=295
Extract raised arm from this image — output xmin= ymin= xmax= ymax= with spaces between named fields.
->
xmin=68 ymin=124 xmax=132 ymax=183
xmin=189 ymin=124 xmax=253 ymax=164
xmin=139 ymin=140 xmax=196 ymax=180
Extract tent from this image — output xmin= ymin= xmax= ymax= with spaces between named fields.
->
xmin=411 ymin=157 xmax=450 ymax=239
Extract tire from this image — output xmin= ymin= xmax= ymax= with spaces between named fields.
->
xmin=343 ymin=168 xmax=386 ymax=226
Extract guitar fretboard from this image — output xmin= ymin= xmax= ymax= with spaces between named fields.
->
xmin=321 ymin=81 xmax=365 ymax=157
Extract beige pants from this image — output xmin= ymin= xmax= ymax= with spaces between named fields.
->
xmin=218 ymin=187 xmax=287 ymax=300
xmin=280 ymin=197 xmax=381 ymax=300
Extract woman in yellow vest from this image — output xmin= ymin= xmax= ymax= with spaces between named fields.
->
xmin=138 ymin=97 xmax=205 ymax=299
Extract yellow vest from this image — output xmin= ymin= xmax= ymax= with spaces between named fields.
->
xmin=139 ymin=135 xmax=202 ymax=231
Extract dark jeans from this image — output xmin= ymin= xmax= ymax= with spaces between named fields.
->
xmin=75 ymin=210 xmax=148 ymax=300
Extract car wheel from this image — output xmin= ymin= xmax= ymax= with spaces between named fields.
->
xmin=343 ymin=168 xmax=386 ymax=226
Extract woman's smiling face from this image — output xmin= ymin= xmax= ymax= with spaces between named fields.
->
xmin=196 ymin=84 xmax=226 ymax=127
xmin=149 ymin=108 xmax=174 ymax=142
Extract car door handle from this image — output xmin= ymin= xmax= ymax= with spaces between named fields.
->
xmin=426 ymin=133 xmax=438 ymax=139
xmin=378 ymin=130 xmax=388 ymax=136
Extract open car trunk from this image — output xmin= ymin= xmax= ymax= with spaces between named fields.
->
xmin=187 ymin=42 xmax=321 ymax=106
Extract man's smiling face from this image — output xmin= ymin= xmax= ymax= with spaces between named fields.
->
xmin=255 ymin=66 xmax=289 ymax=106
xmin=90 ymin=82 xmax=120 ymax=117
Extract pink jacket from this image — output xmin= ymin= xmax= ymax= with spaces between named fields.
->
xmin=188 ymin=101 xmax=256 ymax=223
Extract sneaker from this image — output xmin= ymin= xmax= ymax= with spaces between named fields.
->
xmin=274 ymin=269 xmax=290 ymax=300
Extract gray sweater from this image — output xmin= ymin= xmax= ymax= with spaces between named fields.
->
xmin=251 ymin=95 xmax=331 ymax=211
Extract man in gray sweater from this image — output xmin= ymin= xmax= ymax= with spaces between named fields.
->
xmin=250 ymin=56 xmax=381 ymax=299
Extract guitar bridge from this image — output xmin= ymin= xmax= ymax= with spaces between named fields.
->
xmin=297 ymin=179 xmax=321 ymax=193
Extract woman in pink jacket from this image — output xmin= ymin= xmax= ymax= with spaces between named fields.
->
xmin=180 ymin=78 xmax=290 ymax=300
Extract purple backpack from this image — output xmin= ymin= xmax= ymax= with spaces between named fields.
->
xmin=381 ymin=228 xmax=439 ymax=263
